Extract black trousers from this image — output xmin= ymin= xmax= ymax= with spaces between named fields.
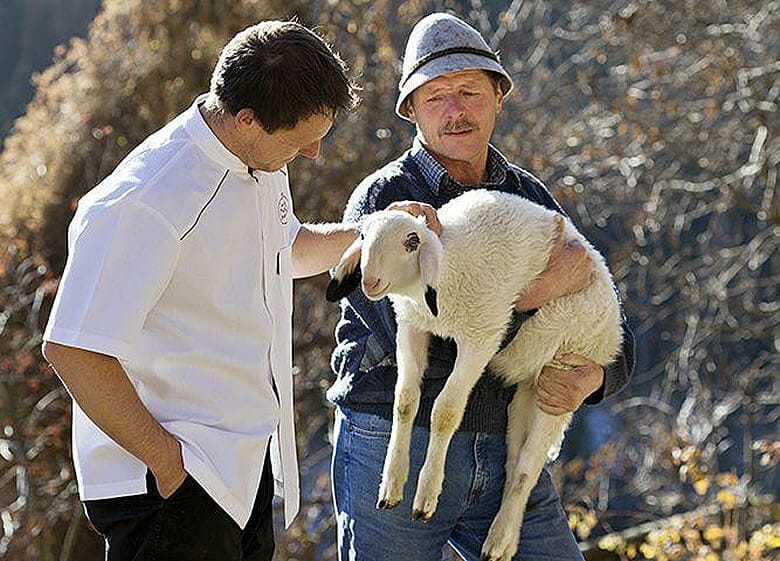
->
xmin=83 ymin=456 xmax=275 ymax=561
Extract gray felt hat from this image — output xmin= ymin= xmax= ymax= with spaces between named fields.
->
xmin=396 ymin=13 xmax=513 ymax=120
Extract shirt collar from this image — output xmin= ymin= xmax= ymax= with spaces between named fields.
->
xmin=182 ymin=94 xmax=255 ymax=174
xmin=410 ymin=136 xmax=509 ymax=193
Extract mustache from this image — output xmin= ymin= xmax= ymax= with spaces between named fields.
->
xmin=441 ymin=119 xmax=477 ymax=134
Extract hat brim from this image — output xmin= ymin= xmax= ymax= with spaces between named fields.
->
xmin=395 ymin=53 xmax=513 ymax=120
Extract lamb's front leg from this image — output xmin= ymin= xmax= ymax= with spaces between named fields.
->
xmin=413 ymin=342 xmax=494 ymax=521
xmin=481 ymin=402 xmax=572 ymax=561
xmin=377 ymin=323 xmax=430 ymax=509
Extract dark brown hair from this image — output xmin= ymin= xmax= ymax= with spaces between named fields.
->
xmin=210 ymin=21 xmax=359 ymax=133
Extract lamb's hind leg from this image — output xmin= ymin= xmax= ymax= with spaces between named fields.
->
xmin=412 ymin=342 xmax=495 ymax=521
xmin=481 ymin=403 xmax=572 ymax=561
xmin=503 ymin=386 xmax=534 ymax=502
xmin=377 ymin=323 xmax=430 ymax=509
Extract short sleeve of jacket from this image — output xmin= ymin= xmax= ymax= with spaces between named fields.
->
xmin=43 ymin=200 xmax=181 ymax=361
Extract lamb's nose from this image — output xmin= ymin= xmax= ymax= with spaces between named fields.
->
xmin=363 ymin=276 xmax=381 ymax=293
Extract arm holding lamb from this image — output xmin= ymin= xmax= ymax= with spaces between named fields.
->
xmin=509 ymin=169 xmax=635 ymax=408
xmin=510 ymin=218 xmax=635 ymax=412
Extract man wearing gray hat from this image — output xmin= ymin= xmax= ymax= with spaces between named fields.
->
xmin=327 ymin=13 xmax=634 ymax=560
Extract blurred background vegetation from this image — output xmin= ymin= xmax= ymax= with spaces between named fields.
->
xmin=0 ymin=1 xmax=777 ymax=560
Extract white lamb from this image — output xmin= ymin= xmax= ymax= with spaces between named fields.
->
xmin=327 ymin=189 xmax=623 ymax=561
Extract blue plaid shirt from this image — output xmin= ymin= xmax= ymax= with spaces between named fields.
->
xmin=413 ymin=137 xmax=508 ymax=192
xmin=328 ymin=139 xmax=634 ymax=433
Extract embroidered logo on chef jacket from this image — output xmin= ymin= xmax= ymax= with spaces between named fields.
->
xmin=278 ymin=194 xmax=290 ymax=225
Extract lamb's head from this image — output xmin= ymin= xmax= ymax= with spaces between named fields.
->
xmin=326 ymin=210 xmax=443 ymax=315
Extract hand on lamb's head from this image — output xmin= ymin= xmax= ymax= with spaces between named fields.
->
xmin=514 ymin=214 xmax=596 ymax=313
xmin=385 ymin=200 xmax=443 ymax=237
xmin=326 ymin=210 xmax=444 ymax=314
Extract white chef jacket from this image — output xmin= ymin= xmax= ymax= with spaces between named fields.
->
xmin=43 ymin=95 xmax=301 ymax=528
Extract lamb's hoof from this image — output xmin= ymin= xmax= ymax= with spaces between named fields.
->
xmin=411 ymin=508 xmax=433 ymax=522
xmin=411 ymin=490 xmax=440 ymax=522
xmin=376 ymin=498 xmax=400 ymax=510
xmin=481 ymin=525 xmax=520 ymax=561
xmin=481 ymin=553 xmax=513 ymax=561
xmin=480 ymin=552 xmax=511 ymax=561
xmin=377 ymin=479 xmax=404 ymax=511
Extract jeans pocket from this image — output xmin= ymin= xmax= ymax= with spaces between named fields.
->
xmin=344 ymin=408 xmax=393 ymax=439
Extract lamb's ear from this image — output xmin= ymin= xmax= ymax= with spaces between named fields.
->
xmin=326 ymin=237 xmax=363 ymax=302
xmin=419 ymin=228 xmax=443 ymax=316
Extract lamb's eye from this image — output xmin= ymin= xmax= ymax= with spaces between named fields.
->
xmin=404 ymin=232 xmax=420 ymax=252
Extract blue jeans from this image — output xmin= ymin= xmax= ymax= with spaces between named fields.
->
xmin=331 ymin=406 xmax=584 ymax=561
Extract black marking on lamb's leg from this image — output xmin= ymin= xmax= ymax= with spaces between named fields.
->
xmin=412 ymin=509 xmax=432 ymax=522
xmin=326 ymin=269 xmax=362 ymax=301
xmin=425 ymin=286 xmax=439 ymax=316
xmin=509 ymin=473 xmax=528 ymax=499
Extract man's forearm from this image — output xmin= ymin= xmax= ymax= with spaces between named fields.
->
xmin=42 ymin=342 xmax=185 ymax=494
xmin=291 ymin=222 xmax=358 ymax=278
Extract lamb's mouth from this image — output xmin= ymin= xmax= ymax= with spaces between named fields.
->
xmin=364 ymin=282 xmax=390 ymax=300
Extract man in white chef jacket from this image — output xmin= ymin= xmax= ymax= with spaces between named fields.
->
xmin=41 ymin=20 xmax=437 ymax=561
